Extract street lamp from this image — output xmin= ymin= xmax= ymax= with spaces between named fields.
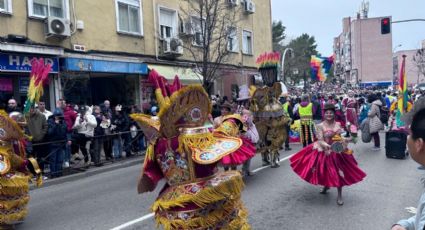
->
xmin=280 ymin=48 xmax=294 ymax=83
xmin=393 ymin=44 xmax=402 ymax=53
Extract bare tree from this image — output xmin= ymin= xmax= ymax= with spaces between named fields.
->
xmin=413 ymin=48 xmax=425 ymax=84
xmin=179 ymin=0 xmax=239 ymax=93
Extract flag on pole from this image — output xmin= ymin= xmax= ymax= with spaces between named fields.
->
xmin=310 ymin=55 xmax=334 ymax=82
xmin=397 ymin=55 xmax=408 ymax=114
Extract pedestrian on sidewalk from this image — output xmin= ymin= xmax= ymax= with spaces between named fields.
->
xmin=391 ymin=99 xmax=425 ymax=230
xmin=90 ymin=106 xmax=104 ymax=167
xmin=72 ymin=106 xmax=97 ymax=166
xmin=47 ymin=110 xmax=67 ymax=178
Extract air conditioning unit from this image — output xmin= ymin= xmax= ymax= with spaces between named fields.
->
xmin=179 ymin=20 xmax=194 ymax=36
xmin=228 ymin=0 xmax=238 ymax=6
xmin=244 ymin=0 xmax=255 ymax=13
xmin=45 ymin=16 xmax=71 ymax=39
xmin=163 ymin=37 xmax=183 ymax=55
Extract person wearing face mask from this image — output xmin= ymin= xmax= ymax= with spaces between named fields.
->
xmin=290 ymin=103 xmax=366 ymax=206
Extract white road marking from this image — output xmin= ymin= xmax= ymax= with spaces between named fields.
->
xmin=110 ymin=153 xmax=295 ymax=229
xmin=110 ymin=213 xmax=154 ymax=230
xmin=251 ymin=153 xmax=295 ymax=173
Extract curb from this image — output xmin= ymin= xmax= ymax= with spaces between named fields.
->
xmin=30 ymin=156 xmax=144 ymax=190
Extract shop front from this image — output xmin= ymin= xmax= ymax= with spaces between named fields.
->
xmin=60 ymin=56 xmax=148 ymax=110
xmin=0 ymin=52 xmax=59 ymax=110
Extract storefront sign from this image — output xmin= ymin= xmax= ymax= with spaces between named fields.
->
xmin=19 ymin=78 xmax=30 ymax=93
xmin=62 ymin=58 xmax=148 ymax=74
xmin=0 ymin=78 xmax=13 ymax=92
xmin=0 ymin=53 xmax=59 ymax=73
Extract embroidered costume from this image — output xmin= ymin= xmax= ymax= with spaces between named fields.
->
xmin=298 ymin=102 xmax=315 ymax=147
xmin=0 ymin=111 xmax=42 ymax=228
xmin=215 ymin=115 xmax=256 ymax=167
xmin=131 ymin=70 xmax=250 ymax=230
xmin=290 ymin=121 xmax=366 ymax=188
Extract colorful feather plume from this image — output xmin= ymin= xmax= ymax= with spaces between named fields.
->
xmin=256 ymin=52 xmax=281 ymax=69
xmin=310 ymin=55 xmax=334 ymax=82
xmin=23 ymin=58 xmax=52 ymax=114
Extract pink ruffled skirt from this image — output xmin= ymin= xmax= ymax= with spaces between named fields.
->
xmin=221 ymin=137 xmax=256 ymax=166
xmin=290 ymin=144 xmax=366 ymax=187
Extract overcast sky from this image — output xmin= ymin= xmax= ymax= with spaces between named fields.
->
xmin=271 ymin=0 xmax=425 ymax=56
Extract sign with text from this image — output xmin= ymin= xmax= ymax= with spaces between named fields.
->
xmin=0 ymin=53 xmax=59 ymax=73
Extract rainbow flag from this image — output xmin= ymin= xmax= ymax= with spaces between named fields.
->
xmin=310 ymin=55 xmax=334 ymax=82
xmin=397 ymin=55 xmax=408 ymax=114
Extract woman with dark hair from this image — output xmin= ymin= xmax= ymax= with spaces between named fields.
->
xmin=391 ymin=99 xmax=425 ymax=230
xmin=290 ymin=103 xmax=366 ymax=205
xmin=367 ymin=93 xmax=384 ymax=150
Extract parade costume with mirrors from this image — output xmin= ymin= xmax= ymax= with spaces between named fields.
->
xmin=215 ymin=114 xmax=256 ymax=169
xmin=290 ymin=103 xmax=366 ymax=205
xmin=0 ymin=111 xmax=42 ymax=228
xmin=130 ymin=70 xmax=250 ymax=230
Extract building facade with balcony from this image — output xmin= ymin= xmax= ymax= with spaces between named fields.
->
xmin=0 ymin=0 xmax=272 ymax=110
xmin=333 ymin=16 xmax=393 ymax=88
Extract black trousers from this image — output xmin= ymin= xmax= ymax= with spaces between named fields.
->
xmin=74 ymin=133 xmax=90 ymax=162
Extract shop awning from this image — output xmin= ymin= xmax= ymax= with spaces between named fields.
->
xmin=61 ymin=57 xmax=148 ymax=74
xmin=148 ymin=64 xmax=203 ymax=84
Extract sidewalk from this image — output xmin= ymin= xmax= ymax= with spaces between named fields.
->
xmin=30 ymin=154 xmax=144 ymax=190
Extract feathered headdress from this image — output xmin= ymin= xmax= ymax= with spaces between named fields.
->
xmin=256 ymin=52 xmax=281 ymax=87
xmin=23 ymin=58 xmax=52 ymax=114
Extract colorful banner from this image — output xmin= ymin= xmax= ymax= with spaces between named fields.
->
xmin=398 ymin=55 xmax=408 ymax=114
xmin=310 ymin=55 xmax=334 ymax=82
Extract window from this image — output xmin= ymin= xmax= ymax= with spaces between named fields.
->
xmin=191 ymin=16 xmax=204 ymax=46
xmin=115 ymin=0 xmax=143 ymax=35
xmin=0 ymin=0 xmax=12 ymax=14
xmin=159 ymin=8 xmax=177 ymax=39
xmin=242 ymin=30 xmax=253 ymax=55
xmin=227 ymin=26 xmax=238 ymax=52
xmin=28 ymin=0 xmax=67 ymax=18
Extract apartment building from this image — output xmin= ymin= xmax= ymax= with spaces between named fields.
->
xmin=0 ymin=0 xmax=272 ymax=110
xmin=333 ymin=16 xmax=393 ymax=88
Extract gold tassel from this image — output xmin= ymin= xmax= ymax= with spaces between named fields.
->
xmin=0 ymin=195 xmax=30 ymax=210
xmin=152 ymin=172 xmax=244 ymax=212
xmin=177 ymin=132 xmax=215 ymax=155
xmin=155 ymin=200 xmax=251 ymax=230
xmin=0 ymin=176 xmax=30 ymax=196
xmin=0 ymin=208 xmax=28 ymax=224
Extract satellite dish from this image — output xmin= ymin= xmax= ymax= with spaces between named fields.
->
xmin=51 ymin=19 xmax=65 ymax=34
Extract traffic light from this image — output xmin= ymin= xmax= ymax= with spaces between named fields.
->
xmin=381 ymin=17 xmax=391 ymax=34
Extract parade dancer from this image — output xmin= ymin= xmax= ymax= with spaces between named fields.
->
xmin=297 ymin=94 xmax=315 ymax=147
xmin=215 ymin=113 xmax=256 ymax=172
xmin=290 ymin=103 xmax=366 ymax=205
xmin=342 ymin=90 xmax=359 ymax=138
xmin=131 ymin=70 xmax=250 ymax=230
xmin=0 ymin=111 xmax=42 ymax=229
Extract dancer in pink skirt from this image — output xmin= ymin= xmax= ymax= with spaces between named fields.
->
xmin=290 ymin=103 xmax=366 ymax=205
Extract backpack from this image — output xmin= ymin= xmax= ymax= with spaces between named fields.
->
xmin=360 ymin=119 xmax=372 ymax=143
xmin=378 ymin=105 xmax=389 ymax=124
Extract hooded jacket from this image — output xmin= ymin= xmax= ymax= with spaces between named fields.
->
xmin=73 ymin=107 xmax=97 ymax=137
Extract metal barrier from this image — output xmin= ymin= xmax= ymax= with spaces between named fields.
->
xmin=30 ymin=129 xmax=146 ymax=178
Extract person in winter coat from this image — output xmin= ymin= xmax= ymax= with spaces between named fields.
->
xmin=90 ymin=106 xmax=104 ymax=166
xmin=47 ymin=110 xmax=68 ymax=178
xmin=111 ymin=105 xmax=130 ymax=159
xmin=367 ymin=94 xmax=384 ymax=150
xmin=72 ymin=106 xmax=97 ymax=165
xmin=391 ymin=99 xmax=425 ymax=230
xmin=26 ymin=107 xmax=48 ymax=172
xmin=63 ymin=104 xmax=77 ymax=167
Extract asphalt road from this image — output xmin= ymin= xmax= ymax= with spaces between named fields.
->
xmin=17 ymin=135 xmax=424 ymax=230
